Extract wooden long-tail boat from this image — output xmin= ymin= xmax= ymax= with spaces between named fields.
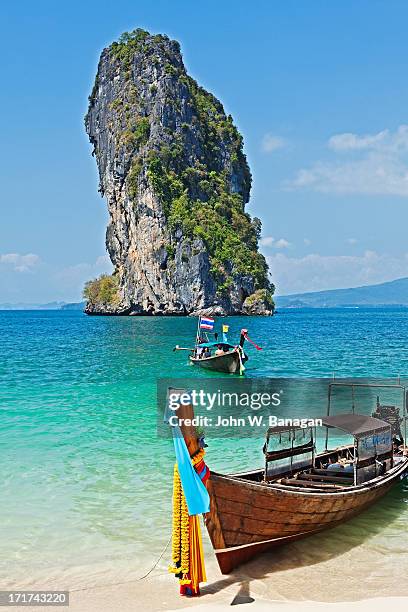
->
xmin=171 ymin=383 xmax=408 ymax=574
xmin=174 ymin=319 xmax=254 ymax=374
xmin=206 ymin=446 xmax=408 ymax=573
xmin=189 ymin=345 xmax=247 ymax=374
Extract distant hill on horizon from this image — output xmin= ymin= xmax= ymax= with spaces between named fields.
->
xmin=276 ymin=277 xmax=408 ymax=308
xmin=61 ymin=302 xmax=85 ymax=311
xmin=0 ymin=301 xmax=85 ymax=311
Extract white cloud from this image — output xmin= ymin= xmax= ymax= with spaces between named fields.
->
xmin=303 ymin=238 xmax=311 ymax=246
xmin=260 ymin=236 xmax=275 ymax=247
xmin=288 ymin=125 xmax=408 ymax=196
xmin=260 ymin=236 xmax=291 ymax=249
xmin=268 ymin=250 xmax=408 ymax=295
xmin=56 ymin=255 xmax=112 ymax=285
xmin=0 ymin=254 xmax=113 ymax=303
xmin=347 ymin=238 xmax=358 ymax=245
xmin=274 ymin=238 xmax=291 ymax=249
xmin=262 ymin=134 xmax=286 ymax=153
xmin=328 ymin=130 xmax=389 ymax=152
xmin=0 ymin=252 xmax=40 ymax=272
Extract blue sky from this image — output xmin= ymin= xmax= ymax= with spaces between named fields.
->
xmin=1 ymin=0 xmax=408 ymax=301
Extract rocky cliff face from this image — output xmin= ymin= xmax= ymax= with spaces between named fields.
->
xmin=84 ymin=29 xmax=274 ymax=315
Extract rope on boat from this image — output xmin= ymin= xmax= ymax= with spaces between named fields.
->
xmin=67 ymin=536 xmax=172 ymax=594
xmin=136 ymin=535 xmax=172 ymax=580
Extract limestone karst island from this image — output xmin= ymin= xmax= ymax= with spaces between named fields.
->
xmin=83 ymin=29 xmax=274 ymax=316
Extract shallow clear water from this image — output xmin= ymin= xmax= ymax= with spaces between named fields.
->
xmin=1 ymin=308 xmax=408 ymax=596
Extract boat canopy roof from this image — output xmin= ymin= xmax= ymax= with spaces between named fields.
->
xmin=320 ymin=413 xmax=390 ymax=436
xmin=266 ymin=413 xmax=390 ymax=438
xmin=266 ymin=425 xmax=306 ymax=435
xmin=196 ymin=342 xmax=234 ymax=349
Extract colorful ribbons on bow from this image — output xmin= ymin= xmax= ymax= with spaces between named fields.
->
xmin=169 ymin=441 xmax=210 ymax=596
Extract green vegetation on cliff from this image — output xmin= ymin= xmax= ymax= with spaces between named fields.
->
xmin=245 ymin=288 xmax=274 ymax=308
xmin=83 ymin=274 xmax=120 ymax=305
xmin=112 ymin=29 xmax=271 ymax=295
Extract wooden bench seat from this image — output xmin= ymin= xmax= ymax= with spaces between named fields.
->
xmin=300 ymin=473 xmax=353 ymax=485
xmin=280 ymin=478 xmax=346 ymax=490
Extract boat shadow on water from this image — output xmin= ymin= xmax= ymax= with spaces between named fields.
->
xmin=200 ymin=479 xmax=408 ymax=603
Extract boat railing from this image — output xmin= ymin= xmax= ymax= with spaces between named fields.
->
xmin=263 ymin=426 xmax=315 ymax=481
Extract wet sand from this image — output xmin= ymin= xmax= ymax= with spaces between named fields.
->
xmin=6 ymin=544 xmax=408 ymax=612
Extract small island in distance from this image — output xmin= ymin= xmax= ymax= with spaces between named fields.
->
xmin=4 ymin=276 xmax=408 ymax=310
xmin=276 ymin=277 xmax=408 ymax=308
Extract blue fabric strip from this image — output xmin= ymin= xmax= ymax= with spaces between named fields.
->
xmin=172 ymin=429 xmax=210 ymax=515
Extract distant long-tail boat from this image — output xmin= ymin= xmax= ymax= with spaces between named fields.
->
xmin=173 ymin=317 xmax=262 ymax=374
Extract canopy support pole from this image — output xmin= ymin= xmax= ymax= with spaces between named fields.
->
xmin=195 ymin=316 xmax=201 ymax=351
xmin=325 ymin=385 xmax=332 ymax=451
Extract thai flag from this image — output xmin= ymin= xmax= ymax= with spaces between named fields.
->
xmin=200 ymin=317 xmax=214 ymax=330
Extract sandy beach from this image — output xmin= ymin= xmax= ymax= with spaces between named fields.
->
xmin=7 ymin=573 xmax=408 ymax=612
xmin=5 ymin=541 xmax=408 ymax=612
xmin=65 ymin=574 xmax=408 ymax=612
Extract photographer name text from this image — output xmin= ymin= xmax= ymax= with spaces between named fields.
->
xmin=167 ymin=415 xmax=322 ymax=429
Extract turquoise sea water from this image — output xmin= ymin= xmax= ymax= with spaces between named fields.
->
xmin=1 ymin=308 xmax=408 ymax=597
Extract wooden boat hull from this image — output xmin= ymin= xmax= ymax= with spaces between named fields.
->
xmin=190 ymin=349 xmax=246 ymax=374
xmin=205 ymin=459 xmax=408 ymax=574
